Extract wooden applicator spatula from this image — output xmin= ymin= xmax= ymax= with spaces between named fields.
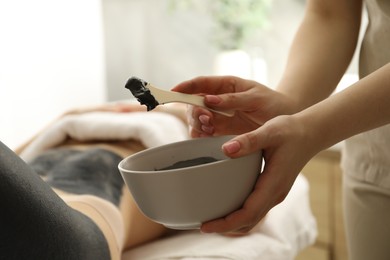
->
xmin=125 ymin=77 xmax=235 ymax=117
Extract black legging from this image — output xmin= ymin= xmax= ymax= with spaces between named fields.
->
xmin=0 ymin=141 xmax=110 ymax=260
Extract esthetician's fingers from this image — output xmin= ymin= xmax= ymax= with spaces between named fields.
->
xmin=172 ymin=76 xmax=239 ymax=95
xmin=200 ymin=163 xmax=295 ymax=234
xmin=199 ymin=130 xmax=274 ymax=234
xmin=186 ymin=105 xmax=215 ymax=138
xmin=185 ymin=95 xmax=262 ymax=138
xmin=200 ymin=157 xmax=295 ymax=234
xmin=187 ymin=104 xmax=259 ymax=137
xmin=204 ymin=85 xmax=299 ymax=130
xmin=174 ymin=77 xmax=299 ymax=137
xmin=203 ymin=88 xmax=261 ymax=115
xmin=173 ymin=75 xmax=295 ymax=124
xmin=200 ymin=116 xmax=314 ymax=234
xmin=173 ymin=76 xmax=262 ymax=119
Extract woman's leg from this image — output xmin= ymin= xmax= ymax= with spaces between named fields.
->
xmin=343 ymin=173 xmax=390 ymax=260
xmin=0 ymin=141 xmax=110 ymax=260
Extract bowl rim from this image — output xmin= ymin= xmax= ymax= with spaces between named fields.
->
xmin=119 ymin=156 xmax=233 ymax=174
xmin=118 ymin=135 xmax=240 ymax=174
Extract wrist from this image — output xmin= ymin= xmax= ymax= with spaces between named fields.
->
xmin=293 ymin=103 xmax=343 ymax=155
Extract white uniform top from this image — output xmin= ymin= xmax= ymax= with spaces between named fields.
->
xmin=341 ymin=0 xmax=390 ymax=189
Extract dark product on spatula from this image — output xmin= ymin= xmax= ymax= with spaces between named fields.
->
xmin=125 ymin=77 xmax=234 ymax=117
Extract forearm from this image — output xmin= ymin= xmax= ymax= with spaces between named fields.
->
xmin=297 ymin=63 xmax=390 ymax=152
xmin=276 ymin=0 xmax=362 ymax=111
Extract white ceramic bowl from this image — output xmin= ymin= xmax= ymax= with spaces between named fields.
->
xmin=118 ymin=135 xmax=262 ymax=230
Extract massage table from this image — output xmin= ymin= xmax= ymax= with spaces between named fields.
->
xmin=20 ymin=109 xmax=317 ymax=260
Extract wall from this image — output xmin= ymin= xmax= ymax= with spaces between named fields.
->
xmin=102 ymin=0 xmax=307 ymax=100
xmin=0 ymin=0 xmax=106 ymax=149
xmin=102 ymin=0 xmax=364 ymax=101
xmin=102 ymin=0 xmax=217 ymax=101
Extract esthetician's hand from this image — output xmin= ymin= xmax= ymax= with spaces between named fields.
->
xmin=200 ymin=114 xmax=319 ymax=234
xmin=172 ymin=76 xmax=297 ymax=138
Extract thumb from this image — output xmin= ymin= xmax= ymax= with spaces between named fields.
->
xmin=222 ymin=130 xmax=265 ymax=158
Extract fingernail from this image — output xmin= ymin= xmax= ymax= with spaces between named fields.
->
xmin=222 ymin=140 xmax=241 ymax=154
xmin=201 ymin=125 xmax=214 ymax=134
xmin=205 ymin=95 xmax=222 ymax=104
xmin=199 ymin=114 xmax=210 ymax=125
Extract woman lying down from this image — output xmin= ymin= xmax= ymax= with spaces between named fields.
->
xmin=0 ymin=103 xmax=188 ymax=260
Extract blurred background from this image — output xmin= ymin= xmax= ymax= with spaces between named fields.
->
xmin=0 ymin=0 xmax=363 ymax=149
